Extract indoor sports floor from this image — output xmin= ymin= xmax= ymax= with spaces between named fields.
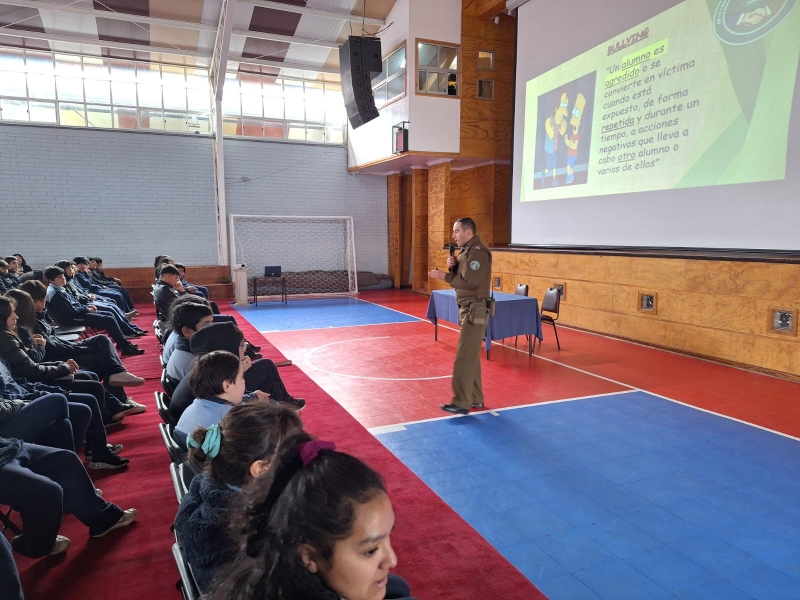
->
xmin=234 ymin=289 xmax=800 ymax=600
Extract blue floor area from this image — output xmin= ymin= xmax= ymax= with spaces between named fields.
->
xmin=233 ymin=297 xmax=420 ymax=332
xmin=375 ymin=392 xmax=800 ymax=600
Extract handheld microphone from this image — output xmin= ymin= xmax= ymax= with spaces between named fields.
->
xmin=448 ymin=244 xmax=457 ymax=273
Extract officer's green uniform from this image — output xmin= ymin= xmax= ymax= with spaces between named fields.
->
xmin=444 ymin=235 xmax=492 ymax=410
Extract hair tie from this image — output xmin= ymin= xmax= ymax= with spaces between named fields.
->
xmin=187 ymin=423 xmax=222 ymax=458
xmin=298 ymin=440 xmax=335 ymax=466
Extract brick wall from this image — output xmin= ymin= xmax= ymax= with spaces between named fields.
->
xmin=0 ymin=124 xmax=218 ymax=268
xmin=224 ymin=138 xmax=388 ymax=274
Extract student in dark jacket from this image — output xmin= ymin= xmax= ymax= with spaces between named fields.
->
xmin=43 ymin=266 xmax=144 ymax=356
xmin=84 ymin=257 xmax=137 ymax=311
xmin=72 ymin=257 xmax=134 ymax=312
xmin=0 ymin=436 xmax=137 ymax=560
xmin=9 ymin=287 xmax=146 ymax=423
xmin=0 ymin=260 xmax=19 ymax=294
xmin=174 ymin=403 xmax=303 ymax=592
xmin=13 ymin=254 xmax=32 ymax=273
xmin=175 ymin=262 xmax=210 ymax=299
xmin=153 ymin=264 xmax=187 ymax=322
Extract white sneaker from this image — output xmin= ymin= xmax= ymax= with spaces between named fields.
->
xmin=108 ymin=372 xmax=146 ymax=387
xmin=50 ymin=535 xmax=71 ymax=555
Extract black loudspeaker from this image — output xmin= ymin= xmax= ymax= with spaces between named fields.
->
xmin=339 ymin=36 xmax=382 ymax=129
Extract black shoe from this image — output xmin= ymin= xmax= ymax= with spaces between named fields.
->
xmin=85 ymin=443 xmax=123 ymax=459
xmin=281 ymin=397 xmax=305 ymax=411
xmin=441 ymin=404 xmax=469 ymax=415
xmin=244 ymin=347 xmax=261 ymax=360
xmin=135 ymin=329 xmax=148 ymax=336
xmin=88 ymin=453 xmax=130 ymax=470
xmin=120 ymin=345 xmax=145 ymax=356
xmin=247 ymin=341 xmax=262 ymax=352
xmin=472 ymin=403 xmax=484 ymax=409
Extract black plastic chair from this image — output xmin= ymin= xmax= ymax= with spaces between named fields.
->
xmin=169 ymin=462 xmax=195 ymax=504
xmin=513 ymin=284 xmax=530 ymax=348
xmin=161 ymin=369 xmax=177 ymax=398
xmin=0 ymin=507 xmax=21 ymax=536
xmin=172 ymin=542 xmax=201 ymax=600
xmin=540 ymin=287 xmax=561 ymax=349
xmin=155 ymin=391 xmax=176 ymax=426
xmin=159 ymin=423 xmax=187 ymax=464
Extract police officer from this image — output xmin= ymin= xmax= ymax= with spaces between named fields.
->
xmin=429 ymin=217 xmax=492 ymax=415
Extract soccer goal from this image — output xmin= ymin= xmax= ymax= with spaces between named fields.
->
xmin=229 ymin=215 xmax=358 ymax=297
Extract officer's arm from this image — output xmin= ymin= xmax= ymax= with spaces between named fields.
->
xmin=445 ymin=249 xmax=488 ymax=291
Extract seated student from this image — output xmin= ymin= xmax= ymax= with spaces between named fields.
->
xmin=215 ymin=433 xmax=417 ymax=600
xmin=72 ymin=257 xmax=135 ymax=314
xmin=0 ymin=436 xmax=137 ymax=559
xmin=10 ymin=286 xmax=146 ymax=421
xmin=174 ymin=351 xmax=244 ymax=448
xmin=0 ymin=523 xmax=23 ymax=600
xmin=0 ymin=392 xmax=83 ymax=454
xmin=162 ymin=295 xmax=209 ymax=363
xmin=165 ymin=302 xmax=214 ymax=385
xmin=87 ymin=257 xmax=135 ymax=308
xmin=44 ymin=266 xmax=144 ymax=356
xmin=174 ymin=262 xmax=210 ymax=300
xmin=18 ymin=269 xmax=44 ymax=285
xmin=13 ymin=253 xmax=32 ymax=274
xmin=168 ymin=322 xmax=304 ymax=422
xmin=174 ymin=403 xmax=303 ymax=592
xmin=154 ymin=264 xmax=187 ymax=322
xmin=0 ymin=353 xmax=128 ymax=469
xmin=0 ymin=259 xmax=19 ymax=294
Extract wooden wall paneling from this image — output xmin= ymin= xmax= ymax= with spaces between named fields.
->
xmin=474 ymin=0 xmax=507 ymax=20
xmin=451 ymin=164 xmax=495 ymax=246
xmin=411 ymin=169 xmax=429 ymax=294
xmin=400 ymin=174 xmax=413 ymax=286
xmin=387 ymin=174 xmax=402 ymax=288
xmin=427 ymin=162 xmax=453 ymax=292
xmin=492 ymin=163 xmax=511 ymax=245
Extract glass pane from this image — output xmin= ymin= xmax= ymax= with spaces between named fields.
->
xmin=0 ymin=71 xmax=27 ymax=97
xmin=439 ymin=46 xmax=458 ymax=70
xmin=163 ymin=86 xmax=187 ymax=110
xmin=137 ymin=82 xmax=162 ymax=108
xmin=222 ymin=89 xmax=240 ymax=115
xmin=418 ymin=43 xmax=438 ymax=67
xmin=224 ymin=73 xmax=239 ymax=93
xmin=0 ymin=48 xmax=25 ymax=72
xmin=263 ymin=121 xmax=284 ymax=139
xmin=424 ymin=71 xmax=439 ymax=93
xmin=29 ymin=101 xmax=56 ymax=123
xmin=478 ymin=50 xmax=494 ymax=70
xmin=387 ymin=75 xmax=404 ymax=100
xmin=306 ymin=124 xmax=324 ymax=142
xmin=84 ymin=78 xmax=111 ymax=104
xmin=305 ymin=82 xmax=324 ymax=122
xmin=59 ymin=103 xmax=86 ymax=126
xmin=373 ymin=84 xmax=387 ymax=105
xmin=241 ymin=93 xmax=263 ymax=117
xmin=324 ymin=83 xmax=345 ymax=125
xmin=164 ymin=112 xmax=189 ymax=132
xmin=161 ymin=65 xmax=185 ymax=87
xmin=56 ymin=77 xmax=84 ymax=102
xmin=241 ymin=119 xmax=263 ymax=137
xmin=447 ymin=73 xmax=458 ymax=96
xmin=27 ymin=73 xmax=56 ymax=99
xmin=283 ymin=80 xmax=304 ymax=120
xmin=111 ymin=81 xmax=137 ymax=106
xmin=418 ymin=69 xmax=426 ymax=92
xmin=187 ymin=114 xmax=210 ymax=134
xmin=437 ymin=72 xmax=448 ymax=94
xmin=113 ymin=106 xmax=138 ymax=129
xmin=478 ymin=79 xmax=493 ymax=99
xmin=187 ymin=68 xmax=208 ymax=90
xmin=222 ymin=117 xmax=239 ymax=135
xmin=187 ymin=88 xmax=209 ymax=113
xmin=110 ymin=60 xmax=136 ymax=82
xmin=287 ymin=123 xmax=305 ymax=140
xmin=86 ymin=104 xmax=113 ymax=128
xmin=26 ymin=52 xmax=53 ymax=74
xmin=139 ymin=108 xmax=164 ymax=130
xmin=326 ymin=125 xmax=344 ymax=144
xmin=55 ymin=54 xmax=82 ymax=77
xmin=387 ymin=46 xmax=406 ymax=77
xmin=83 ymin=57 xmax=110 ymax=81
xmin=263 ymin=95 xmax=283 ymax=119
xmin=0 ymin=99 xmax=28 ymax=121
xmin=240 ymin=75 xmax=261 ymax=96
xmin=372 ymin=59 xmax=387 ymax=86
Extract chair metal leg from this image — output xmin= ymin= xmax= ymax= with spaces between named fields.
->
xmin=0 ymin=507 xmax=22 ymax=536
xmin=552 ymin=322 xmax=560 ymax=349
xmin=514 ymin=335 xmax=518 ymax=347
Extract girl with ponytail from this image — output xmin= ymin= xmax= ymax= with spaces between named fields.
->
xmin=214 ymin=434 xmax=417 ymax=600
xmin=174 ymin=402 xmax=303 ymax=592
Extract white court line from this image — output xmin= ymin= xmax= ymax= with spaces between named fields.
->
xmin=357 ymin=297 xmax=800 ymax=440
xmin=303 ymin=336 xmax=452 ymax=381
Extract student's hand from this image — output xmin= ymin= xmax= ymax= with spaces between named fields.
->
xmin=254 ymin=390 xmax=270 ymax=402
xmin=113 ymin=278 xmax=122 ymax=284
xmin=174 ymin=281 xmax=186 ymax=293
xmin=88 ymin=305 xmax=97 ymax=313
xmin=187 ymin=286 xmax=197 ymax=292
xmin=32 ymin=334 xmax=47 ymax=347
xmin=65 ymin=359 xmax=79 ymax=374
xmin=103 ymin=286 xmax=109 ymax=289
xmin=241 ymin=356 xmax=252 ymax=372
xmin=89 ymin=294 xmax=96 ymax=300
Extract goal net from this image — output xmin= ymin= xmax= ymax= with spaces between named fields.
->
xmin=229 ymin=215 xmax=358 ymax=297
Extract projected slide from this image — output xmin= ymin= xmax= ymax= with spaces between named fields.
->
xmin=520 ymin=0 xmax=800 ymax=202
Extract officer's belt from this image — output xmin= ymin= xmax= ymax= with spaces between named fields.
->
xmin=457 ymin=296 xmax=488 ymax=307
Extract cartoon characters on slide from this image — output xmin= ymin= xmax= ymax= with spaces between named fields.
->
xmin=542 ymin=91 xmax=585 ymax=186
xmin=543 ymin=91 xmax=569 ymax=187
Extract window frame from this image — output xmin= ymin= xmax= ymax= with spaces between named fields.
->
xmin=477 ymin=79 xmax=495 ymax=100
xmin=415 ymin=38 xmax=460 ymax=99
xmin=477 ymin=49 xmax=495 ymax=71
xmin=371 ymin=41 xmax=407 ymax=110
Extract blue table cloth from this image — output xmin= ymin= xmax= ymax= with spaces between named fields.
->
xmin=426 ymin=289 xmax=543 ymax=352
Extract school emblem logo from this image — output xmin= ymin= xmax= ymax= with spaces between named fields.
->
xmin=469 ymin=261 xmax=481 ymax=271
xmin=713 ymin=0 xmax=797 ymax=45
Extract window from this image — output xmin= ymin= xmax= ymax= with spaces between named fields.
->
xmin=478 ymin=50 xmax=494 ymax=71
xmin=372 ymin=44 xmax=406 ymax=108
xmin=221 ymin=74 xmax=346 ymax=144
xmin=478 ymin=79 xmax=494 ymax=100
xmin=0 ymin=48 xmax=211 ymax=133
xmin=417 ymin=41 xmax=459 ymax=96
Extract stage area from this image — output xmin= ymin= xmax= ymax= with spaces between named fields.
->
xmin=233 ymin=296 xmax=420 ymax=332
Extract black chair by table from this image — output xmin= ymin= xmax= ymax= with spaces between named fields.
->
xmin=513 ymin=284 xmax=530 ymax=348
xmin=540 ymin=287 xmax=561 ymax=349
